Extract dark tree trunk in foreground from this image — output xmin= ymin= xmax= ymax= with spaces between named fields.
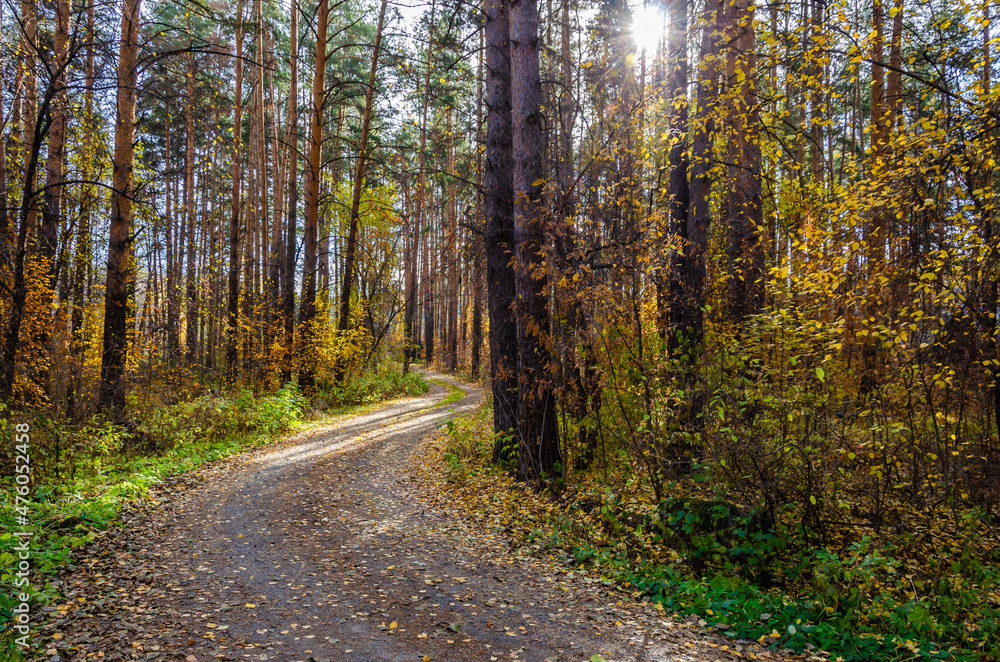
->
xmin=99 ymin=0 xmax=142 ymax=420
xmin=664 ymin=0 xmax=692 ymax=351
xmin=510 ymin=0 xmax=561 ymax=483
xmin=484 ymin=0 xmax=519 ymax=463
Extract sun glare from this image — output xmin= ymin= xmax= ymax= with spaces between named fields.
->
xmin=632 ymin=2 xmax=665 ymax=55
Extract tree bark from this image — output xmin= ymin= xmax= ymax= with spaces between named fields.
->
xmin=484 ymin=0 xmax=519 ymax=462
xmin=510 ymin=0 xmax=561 ymax=483
xmin=683 ymin=0 xmax=722 ymax=352
xmin=725 ymin=0 xmax=764 ymax=323
xmin=299 ymin=0 xmax=332 ymax=392
xmin=664 ymin=0 xmax=692 ymax=349
xmin=281 ymin=0 xmax=299 ymax=385
xmin=809 ymin=0 xmax=825 ymax=187
xmin=39 ymin=0 xmax=70 ymax=394
xmin=98 ymin=0 xmax=142 ymax=420
xmin=226 ymin=0 xmax=245 ymax=384
xmin=0 ymin=0 xmax=46 ymax=402
xmin=470 ymin=26 xmax=485 ymax=378
xmin=185 ymin=49 xmax=198 ymax=363
xmin=446 ymin=106 xmax=459 ymax=371
xmin=68 ymin=0 xmax=96 ymax=417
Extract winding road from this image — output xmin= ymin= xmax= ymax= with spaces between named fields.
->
xmin=39 ymin=372 xmax=768 ymax=662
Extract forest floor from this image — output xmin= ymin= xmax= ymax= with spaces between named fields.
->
xmin=31 ymin=372 xmax=792 ymax=662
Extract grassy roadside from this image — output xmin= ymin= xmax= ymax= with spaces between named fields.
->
xmin=0 ymin=370 xmax=428 ymax=657
xmin=422 ymin=402 xmax=999 ymax=662
xmin=428 ymin=377 xmax=464 ymax=406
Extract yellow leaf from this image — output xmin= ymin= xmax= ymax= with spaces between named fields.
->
xmin=389 ymin=621 xmax=398 ymax=629
xmin=245 ymin=603 xmax=256 ymax=608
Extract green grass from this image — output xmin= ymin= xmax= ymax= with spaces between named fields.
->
xmin=429 ymin=378 xmax=464 ymax=406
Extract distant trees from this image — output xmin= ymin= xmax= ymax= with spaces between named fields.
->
xmin=0 ymin=0 xmax=997 ymax=514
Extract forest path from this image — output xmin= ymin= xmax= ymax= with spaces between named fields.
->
xmin=38 ymin=371 xmax=767 ymax=662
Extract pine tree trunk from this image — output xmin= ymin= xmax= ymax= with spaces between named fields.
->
xmin=684 ymin=0 xmax=723 ymax=347
xmin=424 ymin=190 xmax=435 ymax=365
xmin=299 ymin=0 xmax=329 ymax=393
xmin=281 ymin=0 xmax=299 ymax=385
xmin=510 ymin=0 xmax=561 ymax=482
xmin=227 ymin=0 xmax=245 ymax=384
xmin=185 ymin=49 xmax=198 ymax=363
xmin=98 ymin=0 xmax=142 ymax=420
xmin=664 ymin=0 xmax=691 ymax=348
xmin=39 ymin=0 xmax=70 ymax=394
xmin=470 ymin=27 xmax=485 ymax=378
xmin=484 ymin=0 xmax=518 ymax=462
xmin=725 ymin=0 xmax=764 ymax=323
xmin=1 ymin=0 xmax=43 ymax=402
xmin=337 ymin=0 xmax=389 ymax=341
xmin=68 ymin=0 xmax=96 ymax=418
xmin=446 ymin=107 xmax=459 ymax=371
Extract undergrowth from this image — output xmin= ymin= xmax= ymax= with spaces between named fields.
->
xmin=317 ymin=369 xmax=428 ymax=406
xmin=429 ymin=402 xmax=1000 ymax=662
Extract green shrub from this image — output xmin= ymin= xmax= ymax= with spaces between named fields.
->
xmin=319 ymin=370 xmax=428 ymax=406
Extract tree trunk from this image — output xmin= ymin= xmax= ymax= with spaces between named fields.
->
xmin=446 ymin=107 xmax=459 ymax=372
xmin=484 ymin=0 xmax=518 ymax=462
xmin=337 ymin=0 xmax=389 ymax=340
xmin=185 ymin=49 xmax=198 ymax=363
xmin=424 ymin=201 xmax=435 ymax=365
xmin=682 ymin=0 xmax=722 ymax=353
xmin=809 ymin=0 xmax=825 ymax=187
xmin=226 ymin=0 xmax=245 ymax=384
xmin=0 ymin=0 xmax=44 ymax=402
xmin=725 ymin=0 xmax=764 ymax=323
xmin=281 ymin=0 xmax=299 ymax=385
xmin=98 ymin=0 xmax=142 ymax=420
xmin=298 ymin=0 xmax=329 ymax=393
xmin=0 ymin=0 xmax=7 ymax=268
xmin=510 ymin=0 xmax=561 ymax=483
xmin=68 ymin=0 xmax=96 ymax=417
xmin=470 ymin=26 xmax=485 ymax=378
xmin=39 ymin=0 xmax=70 ymax=394
xmin=664 ymin=0 xmax=691 ymax=348
xmin=268 ymin=28 xmax=285 ymax=355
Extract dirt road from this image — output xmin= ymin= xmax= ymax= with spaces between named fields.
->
xmin=38 ymin=372 xmax=765 ymax=662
